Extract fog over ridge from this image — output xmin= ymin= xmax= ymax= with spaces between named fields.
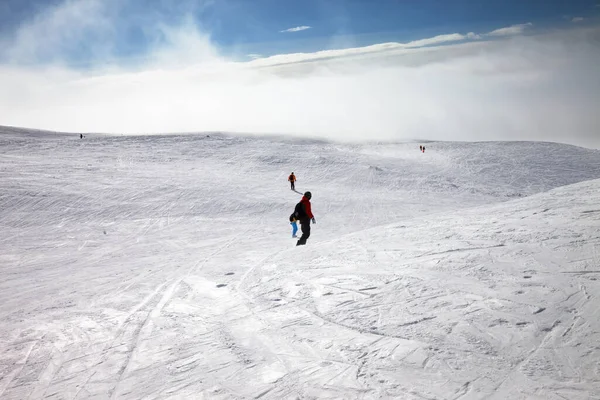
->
xmin=0 ymin=0 xmax=599 ymax=148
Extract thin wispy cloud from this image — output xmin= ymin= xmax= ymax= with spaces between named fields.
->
xmin=280 ymin=26 xmax=311 ymax=33
xmin=2 ymin=0 xmax=114 ymax=65
xmin=404 ymin=32 xmax=480 ymax=47
xmin=488 ymin=22 xmax=533 ymax=37
xmin=0 ymin=1 xmax=599 ymax=149
xmin=246 ymin=26 xmax=535 ymax=68
xmin=572 ymin=17 xmax=585 ymax=23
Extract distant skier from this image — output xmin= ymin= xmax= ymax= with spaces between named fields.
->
xmin=422 ymin=146 xmax=426 ymax=153
xmin=419 ymin=145 xmax=422 ymax=151
xmin=294 ymin=191 xmax=315 ymax=246
xmin=80 ymin=134 xmax=83 ymax=139
xmin=288 ymin=172 xmax=297 ymax=190
xmin=289 ymin=214 xmax=299 ymax=238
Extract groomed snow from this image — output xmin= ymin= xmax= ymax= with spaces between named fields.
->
xmin=1 ymin=129 xmax=599 ymax=399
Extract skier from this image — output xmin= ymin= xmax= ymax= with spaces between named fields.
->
xmin=80 ymin=134 xmax=83 ymax=139
xmin=419 ymin=145 xmax=422 ymax=151
xmin=288 ymin=172 xmax=297 ymax=190
xmin=294 ymin=191 xmax=315 ymax=246
xmin=423 ymin=146 xmax=426 ymax=153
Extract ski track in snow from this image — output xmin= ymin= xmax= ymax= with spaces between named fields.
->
xmin=1 ymin=129 xmax=600 ymax=399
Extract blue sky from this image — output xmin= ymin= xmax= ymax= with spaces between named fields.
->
xmin=1 ymin=0 xmax=599 ymax=65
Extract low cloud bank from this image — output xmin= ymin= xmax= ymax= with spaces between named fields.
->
xmin=0 ymin=0 xmax=599 ymax=148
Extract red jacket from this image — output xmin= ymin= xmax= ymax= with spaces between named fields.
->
xmin=300 ymin=196 xmax=314 ymax=219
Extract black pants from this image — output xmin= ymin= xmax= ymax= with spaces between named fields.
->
xmin=296 ymin=219 xmax=311 ymax=246
xmin=290 ymin=181 xmax=295 ymax=190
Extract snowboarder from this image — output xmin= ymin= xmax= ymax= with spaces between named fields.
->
xmin=289 ymin=214 xmax=299 ymax=238
xmin=294 ymin=191 xmax=315 ymax=246
xmin=288 ymin=172 xmax=297 ymax=190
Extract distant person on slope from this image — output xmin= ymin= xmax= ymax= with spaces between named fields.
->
xmin=288 ymin=172 xmax=297 ymax=190
xmin=295 ymin=191 xmax=316 ymax=246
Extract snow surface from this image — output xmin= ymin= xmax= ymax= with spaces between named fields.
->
xmin=1 ymin=129 xmax=600 ymax=399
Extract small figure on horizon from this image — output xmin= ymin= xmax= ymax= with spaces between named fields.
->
xmin=422 ymin=146 xmax=426 ymax=153
xmin=80 ymin=134 xmax=83 ymax=139
xmin=419 ymin=145 xmax=422 ymax=151
xmin=288 ymin=172 xmax=297 ymax=190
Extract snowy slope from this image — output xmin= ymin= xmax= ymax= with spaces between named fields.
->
xmin=243 ymin=179 xmax=600 ymax=399
xmin=1 ymin=129 xmax=599 ymax=399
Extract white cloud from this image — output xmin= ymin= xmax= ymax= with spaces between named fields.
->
xmin=572 ymin=17 xmax=585 ymax=23
xmin=0 ymin=2 xmax=599 ymax=149
xmin=280 ymin=26 xmax=311 ymax=33
xmin=406 ymin=32 xmax=480 ymax=47
xmin=144 ymin=17 xmax=221 ymax=68
xmin=247 ymin=54 xmax=263 ymax=59
xmin=488 ymin=22 xmax=533 ymax=37
xmin=2 ymin=0 xmax=115 ymax=65
xmin=246 ymin=29 xmax=510 ymax=69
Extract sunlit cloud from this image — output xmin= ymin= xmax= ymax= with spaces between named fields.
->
xmin=280 ymin=26 xmax=312 ymax=33
xmin=0 ymin=0 xmax=116 ymax=65
xmin=245 ymin=32 xmax=483 ymax=68
xmin=0 ymin=1 xmax=599 ymax=149
xmin=487 ymin=22 xmax=533 ymax=37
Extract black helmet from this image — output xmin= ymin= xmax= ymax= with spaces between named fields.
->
xmin=304 ymin=191 xmax=312 ymax=199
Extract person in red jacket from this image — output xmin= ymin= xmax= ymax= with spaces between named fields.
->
xmin=294 ymin=191 xmax=316 ymax=246
xmin=288 ymin=172 xmax=297 ymax=190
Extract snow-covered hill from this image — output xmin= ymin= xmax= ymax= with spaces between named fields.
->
xmin=244 ymin=179 xmax=600 ymax=399
xmin=1 ymin=129 xmax=599 ymax=399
